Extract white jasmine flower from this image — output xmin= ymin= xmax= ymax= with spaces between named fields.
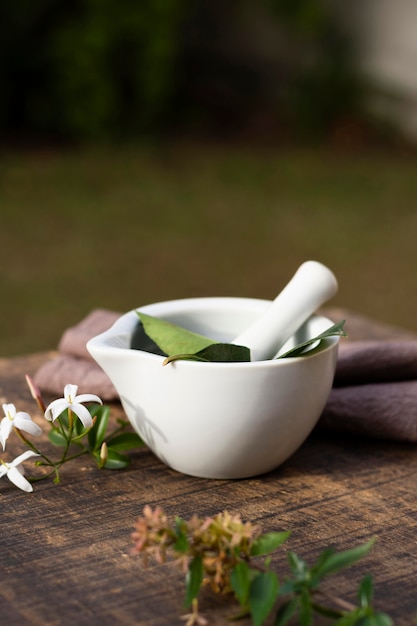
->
xmin=44 ymin=384 xmax=102 ymax=429
xmin=1 ymin=403 xmax=42 ymax=450
xmin=0 ymin=450 xmax=40 ymax=492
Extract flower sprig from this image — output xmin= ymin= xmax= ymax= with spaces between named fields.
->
xmin=0 ymin=377 xmax=144 ymax=492
xmin=131 ymin=506 xmax=393 ymax=626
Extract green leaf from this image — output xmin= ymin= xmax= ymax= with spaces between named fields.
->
xmin=369 ymin=614 xmax=393 ymax=626
xmin=88 ymin=404 xmax=110 ymax=450
xmin=333 ymin=609 xmax=393 ymax=626
xmin=163 ymin=342 xmax=251 ymax=365
xmin=184 ymin=555 xmax=204 ymax=608
xmin=173 ymin=516 xmax=189 ymax=553
xmin=314 ymin=539 xmax=375 ymax=579
xmin=230 ymin=561 xmax=251 ymax=606
xmin=137 ymin=312 xmax=216 ymax=356
xmin=73 ymin=414 xmax=85 ymax=437
xmin=333 ymin=609 xmax=364 ymax=626
xmin=299 ymin=587 xmax=313 ymax=626
xmin=278 ymin=580 xmax=296 ymax=596
xmin=251 ymin=531 xmax=291 ymax=557
xmin=173 ymin=531 xmax=189 ymax=553
xmin=106 ymin=432 xmax=144 ymax=451
xmin=278 ymin=320 xmax=347 ymax=359
xmin=195 ymin=342 xmax=250 ymax=362
xmin=287 ymin=551 xmax=308 ymax=578
xmin=358 ymin=575 xmax=373 ymax=608
xmin=249 ymin=571 xmax=279 ymax=626
xmin=102 ymin=447 xmax=131 ymax=469
xmin=274 ymin=597 xmax=299 ymax=626
xmin=49 ymin=429 xmax=67 ymax=446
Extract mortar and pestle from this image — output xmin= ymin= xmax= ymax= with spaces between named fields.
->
xmin=87 ymin=261 xmax=340 ymax=478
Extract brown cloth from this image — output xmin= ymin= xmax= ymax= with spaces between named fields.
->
xmin=319 ymin=341 xmax=417 ymax=441
xmin=34 ymin=309 xmax=121 ymax=401
xmin=34 ymin=308 xmax=417 ymax=441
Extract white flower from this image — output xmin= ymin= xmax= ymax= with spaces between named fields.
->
xmin=0 ymin=403 xmax=43 ymax=450
xmin=0 ymin=450 xmax=40 ymax=492
xmin=44 ymin=384 xmax=102 ymax=429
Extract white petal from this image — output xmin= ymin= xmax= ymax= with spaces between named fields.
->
xmin=14 ymin=414 xmax=42 ymax=436
xmin=0 ymin=417 xmax=13 ymax=449
xmin=70 ymin=403 xmax=93 ymax=429
xmin=13 ymin=410 xmax=32 ymax=422
xmin=74 ymin=393 xmax=102 ymax=405
xmin=0 ymin=465 xmax=8 ymax=478
xmin=11 ymin=450 xmax=40 ymax=466
xmin=2 ymin=403 xmax=16 ymax=418
xmin=7 ymin=466 xmax=34 ymax=492
xmin=64 ymin=384 xmax=78 ymax=402
xmin=44 ymin=398 xmax=69 ymax=421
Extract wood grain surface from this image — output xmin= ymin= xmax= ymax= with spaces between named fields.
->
xmin=0 ymin=344 xmax=417 ymax=625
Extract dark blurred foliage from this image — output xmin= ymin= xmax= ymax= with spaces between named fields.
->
xmin=0 ymin=0 xmax=364 ymax=143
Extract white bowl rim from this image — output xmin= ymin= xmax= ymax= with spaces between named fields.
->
xmin=87 ymin=296 xmax=340 ymax=369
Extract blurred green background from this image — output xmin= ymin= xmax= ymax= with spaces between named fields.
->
xmin=1 ymin=1 xmax=417 ymax=356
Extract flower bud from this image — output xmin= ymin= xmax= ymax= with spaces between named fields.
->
xmin=99 ymin=442 xmax=108 ymax=468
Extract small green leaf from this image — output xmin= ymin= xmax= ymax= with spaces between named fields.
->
xmin=173 ymin=516 xmax=189 ymax=553
xmin=173 ymin=531 xmax=189 ymax=553
xmin=358 ymin=574 xmax=373 ymax=608
xmin=369 ymin=614 xmax=393 ymax=626
xmin=299 ymin=587 xmax=313 ymax=626
xmin=101 ymin=447 xmax=131 ymax=469
xmin=314 ymin=539 xmax=375 ymax=579
xmin=137 ymin=312 xmax=216 ymax=357
xmin=49 ymin=429 xmax=67 ymax=446
xmin=88 ymin=404 xmax=110 ymax=450
xmin=251 ymin=531 xmax=290 ymax=557
xmin=106 ymin=432 xmax=144 ymax=451
xmin=73 ymin=414 xmax=86 ymax=437
xmin=274 ymin=597 xmax=299 ymax=626
xmin=184 ymin=555 xmax=204 ymax=608
xmin=287 ymin=551 xmax=308 ymax=578
xmin=230 ymin=561 xmax=251 ymax=606
xmin=249 ymin=571 xmax=279 ymax=626
xmin=278 ymin=320 xmax=347 ymax=359
xmin=278 ymin=580 xmax=296 ymax=596
xmin=336 ymin=602 xmax=393 ymax=626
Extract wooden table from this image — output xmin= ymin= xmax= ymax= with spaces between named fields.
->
xmin=1 ymin=327 xmax=417 ymax=625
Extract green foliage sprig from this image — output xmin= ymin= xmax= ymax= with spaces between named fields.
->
xmin=133 ymin=312 xmax=346 ymax=364
xmin=131 ymin=507 xmax=392 ymax=626
xmin=0 ymin=377 xmax=143 ymax=491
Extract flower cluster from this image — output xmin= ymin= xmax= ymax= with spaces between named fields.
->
xmin=0 ymin=380 xmax=102 ymax=492
xmin=132 ymin=507 xmax=262 ymax=594
xmin=131 ymin=507 xmax=391 ymax=626
xmin=187 ymin=511 xmax=258 ymax=593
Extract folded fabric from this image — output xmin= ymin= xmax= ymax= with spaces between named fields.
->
xmin=319 ymin=380 xmax=417 ymax=441
xmin=33 ymin=308 xmax=417 ymax=441
xmin=34 ymin=309 xmax=121 ymax=401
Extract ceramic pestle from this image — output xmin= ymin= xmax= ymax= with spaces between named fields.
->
xmin=232 ymin=260 xmax=338 ymax=361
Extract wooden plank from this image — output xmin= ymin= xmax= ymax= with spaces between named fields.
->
xmin=0 ymin=347 xmax=417 ymax=625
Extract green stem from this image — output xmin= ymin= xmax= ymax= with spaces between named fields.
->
xmin=108 ymin=422 xmax=129 ymax=439
xmin=58 ymin=407 xmax=75 ymax=465
xmin=314 ymin=589 xmax=356 ymax=613
xmin=311 ymin=601 xmax=344 ymax=619
xmin=14 ymin=428 xmax=55 ymax=466
xmin=57 ymin=448 xmax=89 ymax=464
